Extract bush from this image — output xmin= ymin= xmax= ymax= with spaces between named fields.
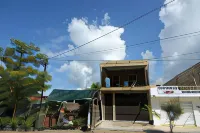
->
xmin=20 ymin=116 xmax=36 ymax=131
xmin=72 ymin=117 xmax=86 ymax=128
xmin=10 ymin=118 xmax=19 ymax=131
xmin=161 ymin=99 xmax=183 ymax=133
xmin=0 ymin=117 xmax=11 ymax=130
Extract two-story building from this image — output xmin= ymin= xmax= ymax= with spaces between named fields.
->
xmin=100 ymin=60 xmax=151 ymax=122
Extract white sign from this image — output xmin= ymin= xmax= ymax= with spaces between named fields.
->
xmin=157 ymin=86 xmax=182 ymax=94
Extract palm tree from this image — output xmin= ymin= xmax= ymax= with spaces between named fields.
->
xmin=161 ymin=99 xmax=183 ymax=133
xmin=90 ymin=82 xmax=101 ymax=90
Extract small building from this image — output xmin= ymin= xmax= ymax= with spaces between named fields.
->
xmin=151 ymin=86 xmax=200 ymax=127
xmin=100 ymin=60 xmax=151 ymax=122
xmin=151 ymin=63 xmax=200 ymax=127
xmin=42 ymin=89 xmax=101 ymax=129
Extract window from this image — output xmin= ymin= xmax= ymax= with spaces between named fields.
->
xmin=128 ymin=75 xmax=137 ymax=86
xmin=113 ymin=76 xmax=120 ymax=87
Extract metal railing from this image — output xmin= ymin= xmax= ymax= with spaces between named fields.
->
xmin=178 ymin=86 xmax=200 ymax=90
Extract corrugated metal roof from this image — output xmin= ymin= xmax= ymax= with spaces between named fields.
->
xmin=164 ymin=62 xmax=200 ymax=85
xmin=47 ymin=89 xmax=98 ymax=101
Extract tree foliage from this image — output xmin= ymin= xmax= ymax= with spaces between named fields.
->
xmin=161 ymin=99 xmax=183 ymax=133
xmin=0 ymin=39 xmax=52 ymax=119
xmin=90 ymin=82 xmax=101 ymax=90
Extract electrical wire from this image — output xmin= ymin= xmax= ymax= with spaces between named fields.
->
xmin=49 ymin=50 xmax=200 ymax=62
xmin=50 ymin=30 xmax=200 ymax=59
xmin=48 ymin=0 xmax=175 ymax=59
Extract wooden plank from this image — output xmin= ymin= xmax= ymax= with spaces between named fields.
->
xmin=113 ymin=93 xmax=116 ymax=121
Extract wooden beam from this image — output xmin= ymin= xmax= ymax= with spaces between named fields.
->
xmin=113 ymin=93 xmax=116 ymax=121
xmin=144 ymin=67 xmax=148 ymax=85
xmin=101 ymin=93 xmax=105 ymax=120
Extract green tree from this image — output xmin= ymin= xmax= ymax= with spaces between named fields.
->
xmin=161 ymin=99 xmax=183 ymax=133
xmin=90 ymin=82 xmax=101 ymax=90
xmin=0 ymin=39 xmax=51 ymax=119
xmin=35 ymin=53 xmax=51 ymax=110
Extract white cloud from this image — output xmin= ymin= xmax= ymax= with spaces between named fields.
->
xmin=141 ymin=50 xmax=156 ymax=81
xmin=58 ymin=61 xmax=93 ymax=88
xmin=154 ymin=78 xmax=164 ymax=85
xmin=101 ymin=13 xmax=110 ymax=25
xmin=159 ymin=0 xmax=200 ymax=82
xmin=56 ymin=13 xmax=126 ymax=88
xmin=56 ymin=63 xmax=69 ymax=72
xmin=76 ymin=88 xmax=86 ymax=90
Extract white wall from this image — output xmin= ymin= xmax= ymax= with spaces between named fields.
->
xmin=151 ymin=97 xmax=161 ymax=125
xmin=151 ymin=97 xmax=200 ymax=127
xmin=192 ymin=98 xmax=200 ymax=126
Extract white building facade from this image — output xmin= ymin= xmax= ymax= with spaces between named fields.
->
xmin=151 ymin=86 xmax=200 ymax=127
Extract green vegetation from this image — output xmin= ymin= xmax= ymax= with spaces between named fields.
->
xmin=72 ymin=117 xmax=86 ymax=128
xmin=20 ymin=115 xmax=36 ymax=131
xmin=10 ymin=118 xmax=19 ymax=131
xmin=0 ymin=117 xmax=11 ymax=130
xmin=0 ymin=39 xmax=52 ymax=131
xmin=90 ymin=82 xmax=101 ymax=90
xmin=142 ymin=104 xmax=160 ymax=121
xmin=161 ymin=99 xmax=183 ymax=133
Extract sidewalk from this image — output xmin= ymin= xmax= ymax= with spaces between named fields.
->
xmin=95 ymin=121 xmax=200 ymax=133
xmin=143 ymin=126 xmax=200 ymax=133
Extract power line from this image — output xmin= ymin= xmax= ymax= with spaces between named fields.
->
xmin=50 ymin=30 xmax=200 ymax=59
xmin=49 ymin=59 xmax=200 ymax=62
xmin=48 ymin=0 xmax=175 ymax=59
xmin=49 ymin=50 xmax=200 ymax=62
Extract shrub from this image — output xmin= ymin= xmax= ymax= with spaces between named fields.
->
xmin=0 ymin=117 xmax=11 ymax=130
xmin=161 ymin=99 xmax=183 ymax=133
xmin=10 ymin=118 xmax=19 ymax=131
xmin=72 ymin=117 xmax=86 ymax=128
xmin=20 ymin=116 xmax=36 ymax=131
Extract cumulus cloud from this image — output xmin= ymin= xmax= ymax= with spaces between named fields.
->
xmin=57 ymin=61 xmax=93 ymax=87
xmin=56 ymin=13 xmax=126 ymax=88
xmin=159 ymin=0 xmax=200 ymax=82
xmin=141 ymin=50 xmax=156 ymax=81
xmin=101 ymin=13 xmax=110 ymax=25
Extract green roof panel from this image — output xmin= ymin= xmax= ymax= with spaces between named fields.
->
xmin=47 ymin=89 xmax=98 ymax=101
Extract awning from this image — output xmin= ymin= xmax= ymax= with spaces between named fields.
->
xmin=47 ymin=89 xmax=98 ymax=102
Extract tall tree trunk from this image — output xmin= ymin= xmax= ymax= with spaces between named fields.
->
xmin=12 ymin=100 xmax=17 ymax=119
xmin=39 ymin=63 xmax=47 ymax=111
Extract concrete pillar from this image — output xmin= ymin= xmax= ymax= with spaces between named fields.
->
xmin=101 ymin=93 xmax=105 ymax=120
xmin=113 ymin=93 xmax=116 ymax=121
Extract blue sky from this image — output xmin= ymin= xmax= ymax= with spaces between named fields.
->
xmin=1 ymin=0 xmax=199 ymax=95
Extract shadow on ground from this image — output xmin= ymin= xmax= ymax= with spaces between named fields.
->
xmin=143 ymin=129 xmax=166 ymax=133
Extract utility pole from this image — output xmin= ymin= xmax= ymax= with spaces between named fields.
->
xmin=40 ymin=62 xmax=47 ymax=110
